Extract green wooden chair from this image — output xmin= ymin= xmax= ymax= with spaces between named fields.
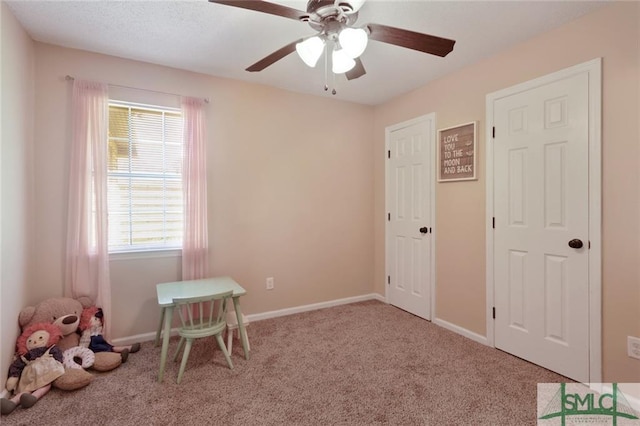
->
xmin=172 ymin=290 xmax=234 ymax=384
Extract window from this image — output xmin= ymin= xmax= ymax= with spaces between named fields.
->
xmin=107 ymin=101 xmax=183 ymax=253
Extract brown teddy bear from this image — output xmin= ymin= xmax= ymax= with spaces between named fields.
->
xmin=17 ymin=297 xmax=123 ymax=390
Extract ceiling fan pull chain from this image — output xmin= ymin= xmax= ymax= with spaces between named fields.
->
xmin=324 ymin=43 xmax=329 ymax=92
xmin=332 ymin=71 xmax=337 ymax=95
xmin=330 ymin=41 xmax=338 ymax=95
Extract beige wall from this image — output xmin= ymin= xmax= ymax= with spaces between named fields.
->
xmin=0 ymin=2 xmax=35 ymax=390
xmin=373 ymin=1 xmax=640 ymax=382
xmin=32 ymin=44 xmax=375 ymax=340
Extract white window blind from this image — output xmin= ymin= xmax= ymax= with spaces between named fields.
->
xmin=107 ymin=102 xmax=183 ymax=252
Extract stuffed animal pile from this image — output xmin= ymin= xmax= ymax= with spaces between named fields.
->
xmin=1 ymin=296 xmax=141 ymax=416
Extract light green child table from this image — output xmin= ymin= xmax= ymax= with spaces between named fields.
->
xmin=155 ymin=276 xmax=249 ymax=382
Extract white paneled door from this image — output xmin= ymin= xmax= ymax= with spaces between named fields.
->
xmin=386 ymin=115 xmax=435 ymax=320
xmin=492 ymin=72 xmax=590 ymax=382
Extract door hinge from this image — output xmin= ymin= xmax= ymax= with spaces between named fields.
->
xmin=430 ymin=227 xmax=432 ymax=234
xmin=492 ymin=307 xmax=496 ymax=319
xmin=492 ymin=217 xmax=495 ymax=229
xmin=492 ymin=127 xmax=495 ymax=138
xmin=387 ymin=150 xmax=391 ymax=159
xmin=387 ymin=212 xmax=391 ymax=221
xmin=387 ymin=276 xmax=390 ymax=285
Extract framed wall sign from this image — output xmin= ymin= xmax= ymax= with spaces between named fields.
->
xmin=438 ymin=122 xmax=477 ymax=182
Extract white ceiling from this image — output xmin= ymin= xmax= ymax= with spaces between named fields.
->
xmin=6 ymin=0 xmax=609 ymax=105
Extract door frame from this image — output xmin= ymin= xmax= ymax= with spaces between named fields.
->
xmin=485 ymin=58 xmax=602 ymax=382
xmin=385 ymin=113 xmax=437 ymax=320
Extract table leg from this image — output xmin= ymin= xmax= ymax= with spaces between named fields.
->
xmin=155 ymin=307 xmax=166 ymax=347
xmin=157 ymin=306 xmax=174 ymax=382
xmin=232 ymin=297 xmax=250 ymax=360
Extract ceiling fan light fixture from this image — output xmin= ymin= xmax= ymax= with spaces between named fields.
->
xmin=338 ymin=27 xmax=368 ymax=59
xmin=296 ymin=36 xmax=325 ymax=67
xmin=332 ymin=48 xmax=356 ymax=74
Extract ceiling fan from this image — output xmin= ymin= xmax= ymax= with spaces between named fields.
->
xmin=208 ymin=0 xmax=455 ymax=82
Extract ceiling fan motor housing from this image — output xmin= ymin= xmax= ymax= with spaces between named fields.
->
xmin=306 ymin=0 xmax=360 ymax=14
xmin=306 ymin=0 xmax=336 ymax=14
xmin=305 ymin=0 xmax=359 ymax=33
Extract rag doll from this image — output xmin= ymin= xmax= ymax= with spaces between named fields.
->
xmin=79 ymin=306 xmax=140 ymax=362
xmin=1 ymin=323 xmax=65 ymax=415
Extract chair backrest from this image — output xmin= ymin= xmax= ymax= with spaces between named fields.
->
xmin=173 ymin=290 xmax=233 ymax=334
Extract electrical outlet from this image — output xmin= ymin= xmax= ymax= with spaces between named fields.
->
xmin=266 ymin=277 xmax=274 ymax=290
xmin=628 ymin=336 xmax=640 ymax=360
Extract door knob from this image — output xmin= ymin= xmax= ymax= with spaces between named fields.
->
xmin=419 ymin=227 xmax=428 ymax=234
xmin=568 ymin=239 xmax=583 ymax=249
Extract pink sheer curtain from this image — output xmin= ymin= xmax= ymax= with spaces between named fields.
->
xmin=65 ymin=79 xmax=112 ymax=337
xmin=181 ymin=97 xmax=209 ymax=280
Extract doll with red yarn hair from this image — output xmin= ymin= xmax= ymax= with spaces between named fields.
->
xmin=1 ymin=323 xmax=65 ymax=415
xmin=79 ymin=306 xmax=140 ymax=362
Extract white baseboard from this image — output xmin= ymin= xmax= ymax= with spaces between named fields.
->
xmin=433 ymin=317 xmax=489 ymax=346
xmin=371 ymin=293 xmax=386 ymax=303
xmin=248 ymin=293 xmax=384 ymax=322
xmin=112 ymin=329 xmax=179 ymax=346
xmin=112 ymin=293 xmax=385 ymax=346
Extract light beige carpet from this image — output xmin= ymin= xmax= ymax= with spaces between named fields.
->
xmin=1 ymin=300 xmax=567 ymax=425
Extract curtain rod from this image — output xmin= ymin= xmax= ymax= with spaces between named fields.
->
xmin=65 ymin=75 xmax=210 ymax=104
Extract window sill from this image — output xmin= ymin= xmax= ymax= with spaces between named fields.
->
xmin=109 ymin=249 xmax=182 ymax=262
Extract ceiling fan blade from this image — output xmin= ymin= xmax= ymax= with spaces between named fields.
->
xmin=366 ymin=23 xmax=455 ymax=57
xmin=246 ymin=39 xmax=303 ymax=72
xmin=346 ymin=58 xmax=366 ymax=80
xmin=208 ymin=0 xmax=308 ymax=21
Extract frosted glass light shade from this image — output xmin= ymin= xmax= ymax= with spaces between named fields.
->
xmin=332 ymin=48 xmax=356 ymax=73
xmin=296 ymin=36 xmax=325 ymax=67
xmin=338 ymin=28 xmax=368 ymax=59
